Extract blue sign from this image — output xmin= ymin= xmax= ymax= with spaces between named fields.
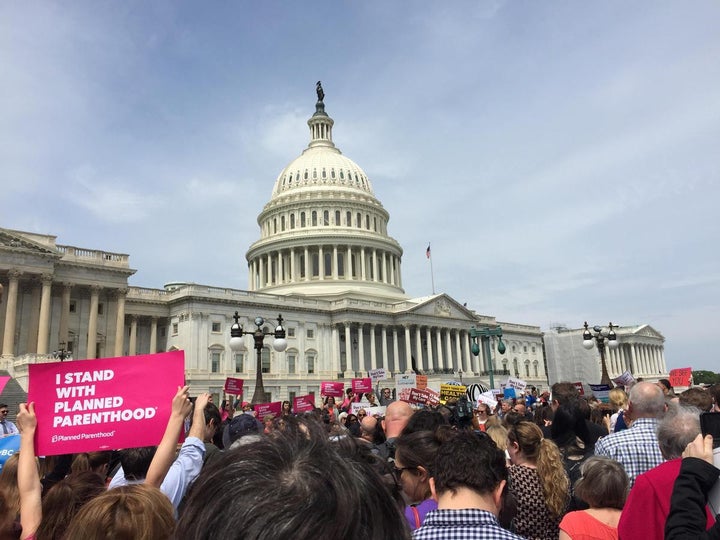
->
xmin=0 ymin=435 xmax=20 ymax=472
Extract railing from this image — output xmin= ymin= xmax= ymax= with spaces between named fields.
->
xmin=57 ymin=245 xmax=130 ymax=267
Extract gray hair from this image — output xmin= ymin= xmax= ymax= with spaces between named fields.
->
xmin=656 ymin=404 xmax=701 ymax=460
xmin=629 ymin=381 xmax=666 ymax=419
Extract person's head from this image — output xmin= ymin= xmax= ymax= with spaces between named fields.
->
xmin=381 ymin=400 xmax=413 ymax=439
xmin=356 ymin=408 xmax=368 ymax=420
xmin=657 ymin=379 xmax=673 ymax=396
xmin=203 ymin=401 xmax=222 ymax=442
xmin=394 ymin=428 xmax=449 ymax=503
xmin=500 ymin=399 xmax=513 ymax=413
xmin=36 ymin=470 xmax=106 ymax=540
xmin=282 ymin=401 xmax=291 ymax=413
xmin=325 ymin=396 xmax=336 ymax=407
xmin=678 ymin=387 xmax=713 ymax=412
xmin=360 ymin=416 xmax=377 ymax=440
xmin=176 ymin=428 xmax=410 ymax=540
xmin=242 ymin=402 xmax=254 ymax=413
xmin=0 ymin=404 xmax=9 ymax=419
xmin=476 ymin=403 xmax=491 ymax=417
xmin=401 ymin=409 xmax=447 ymax=435
xmin=656 ymin=404 xmax=701 ymax=460
xmin=507 ymin=420 xmax=543 ymax=463
xmin=223 ymin=413 xmax=261 ymax=449
xmin=381 ymin=388 xmax=392 ymax=399
xmin=64 ymin=484 xmax=174 ymax=540
xmin=486 ymin=425 xmax=509 ymax=452
xmin=628 ymin=381 xmax=666 ymax=419
xmin=366 ymin=392 xmax=377 ymax=404
xmin=0 ymin=454 xmax=20 ymax=514
xmin=573 ymin=456 xmax=628 ymax=510
xmin=550 ymin=401 xmax=589 ymax=450
xmin=608 ymin=388 xmax=628 ymax=412
xmin=551 ymin=382 xmax=579 ymax=410
xmin=70 ymin=451 xmax=112 ymax=476
xmin=513 ymin=402 xmax=527 ymax=415
xmin=709 ymin=384 xmax=720 ymax=412
xmin=430 ymin=431 xmax=507 ymax=515
xmin=118 ymin=446 xmax=156 ymax=481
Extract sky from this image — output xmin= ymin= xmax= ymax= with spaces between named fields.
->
xmin=1 ymin=2 xmax=718 ymax=372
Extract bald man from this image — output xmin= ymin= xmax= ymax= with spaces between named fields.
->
xmin=377 ymin=400 xmax=413 ymax=460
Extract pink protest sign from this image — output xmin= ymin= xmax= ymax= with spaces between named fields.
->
xmin=28 ymin=351 xmax=185 ymax=456
xmin=669 ymin=367 xmax=692 ymax=388
xmin=352 ymin=378 xmax=372 ymax=393
xmin=320 ymin=381 xmax=344 ymax=397
xmin=254 ymin=401 xmax=282 ymax=421
xmin=0 ymin=376 xmax=10 ymax=395
xmin=293 ymin=395 xmax=315 ymax=413
xmin=224 ymin=377 xmax=244 ymax=395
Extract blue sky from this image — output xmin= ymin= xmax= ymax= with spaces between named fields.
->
xmin=1 ymin=2 xmax=718 ymax=372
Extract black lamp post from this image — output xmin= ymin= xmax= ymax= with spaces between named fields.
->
xmin=582 ymin=321 xmax=618 ymax=386
xmin=53 ymin=342 xmax=72 ymax=362
xmin=470 ymin=326 xmax=506 ymax=390
xmin=228 ymin=312 xmax=287 ymax=404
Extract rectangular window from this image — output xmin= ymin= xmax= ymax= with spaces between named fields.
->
xmin=307 ymin=329 xmax=314 ymax=339
xmin=261 ymin=348 xmax=271 ymax=373
xmin=160 ymin=327 xmax=166 ymax=338
xmin=211 ymin=352 xmax=220 ymax=373
xmin=98 ymin=303 xmax=104 ymax=315
xmin=172 ymin=323 xmax=179 ymax=336
xmin=69 ymin=301 xmax=76 ymax=313
xmin=211 ymin=322 xmax=221 ymax=333
xmin=234 ymin=353 xmax=244 ymax=373
xmin=288 ymin=354 xmax=296 ymax=374
xmin=307 ymin=355 xmax=315 ymax=374
xmin=287 ymin=327 xmax=295 ymax=338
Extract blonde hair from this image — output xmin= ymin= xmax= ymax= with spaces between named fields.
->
xmin=0 ymin=454 xmax=20 ymax=515
xmin=608 ymin=388 xmax=628 ymax=411
xmin=508 ymin=421 xmax=569 ymax=517
xmin=486 ymin=424 xmax=508 ymax=452
xmin=63 ymin=484 xmax=174 ymax=540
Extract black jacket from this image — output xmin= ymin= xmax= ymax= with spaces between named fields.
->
xmin=665 ymin=457 xmax=720 ymax=540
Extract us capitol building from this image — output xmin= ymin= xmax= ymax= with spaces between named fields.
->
xmin=0 ymin=85 xmax=664 ymax=403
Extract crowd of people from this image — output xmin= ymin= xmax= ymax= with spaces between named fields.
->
xmin=0 ymin=379 xmax=718 ymax=539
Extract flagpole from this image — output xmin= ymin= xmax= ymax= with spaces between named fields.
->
xmin=427 ymin=243 xmax=435 ymax=294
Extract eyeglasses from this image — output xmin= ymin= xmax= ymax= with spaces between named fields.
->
xmin=393 ymin=466 xmax=416 ymax=478
xmin=0 ymin=410 xmax=7 ymax=414
xmin=357 ymin=413 xmax=367 ymax=417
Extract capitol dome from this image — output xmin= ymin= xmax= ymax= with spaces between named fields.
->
xmin=246 ymin=83 xmax=406 ymax=300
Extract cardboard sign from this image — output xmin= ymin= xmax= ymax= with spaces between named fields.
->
xmin=28 ymin=351 xmax=184 ymax=456
xmin=440 ymin=383 xmax=467 ymax=402
xmin=350 ymin=403 xmax=386 ymax=416
xmin=415 ymin=375 xmax=428 ymax=390
xmin=369 ymin=368 xmax=388 ymax=382
xmin=477 ymin=391 xmax=498 ymax=409
xmin=352 ymin=378 xmax=373 ymax=393
xmin=320 ymin=381 xmax=345 ymax=397
xmin=589 ymin=384 xmax=612 ymax=403
xmin=612 ymin=370 xmax=636 ymax=387
xmin=254 ymin=401 xmax=282 ymax=422
xmin=503 ymin=388 xmax=517 ymax=399
xmin=224 ymin=377 xmax=244 ymax=395
xmin=293 ymin=395 xmax=315 ymax=413
xmin=669 ymin=367 xmax=693 ymax=388
xmin=407 ymin=388 xmax=440 ymax=407
xmin=0 ymin=435 xmax=19 ymax=472
xmin=506 ymin=377 xmax=527 ymax=393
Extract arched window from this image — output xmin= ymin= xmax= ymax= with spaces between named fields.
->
xmin=290 ymin=214 xmax=295 ymax=229
xmin=312 ymin=211 xmax=317 ymax=226
xmin=323 ymin=210 xmax=329 ymax=225
xmin=346 ymin=211 xmax=351 ymax=226
xmin=261 ymin=347 xmax=270 ymax=373
xmin=281 ymin=216 xmax=285 ymax=231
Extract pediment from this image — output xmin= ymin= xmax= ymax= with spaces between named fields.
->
xmin=0 ymin=229 xmax=58 ymax=256
xmin=629 ymin=324 xmax=665 ymax=340
xmin=403 ymin=294 xmax=476 ymax=321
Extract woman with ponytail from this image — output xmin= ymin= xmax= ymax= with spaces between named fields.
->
xmin=507 ymin=419 xmax=570 ymax=540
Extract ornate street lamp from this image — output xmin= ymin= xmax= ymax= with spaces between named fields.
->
xmin=52 ymin=342 xmax=72 ymax=362
xmin=582 ymin=321 xmax=619 ymax=386
xmin=228 ymin=312 xmax=287 ymax=404
xmin=470 ymin=326 xmax=506 ymax=390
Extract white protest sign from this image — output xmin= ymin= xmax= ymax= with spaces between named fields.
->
xmin=612 ymin=370 xmax=635 ymax=387
xmin=506 ymin=377 xmax=527 ymax=393
xmin=395 ymin=373 xmax=417 ymax=402
xmin=350 ymin=403 xmax=386 ymax=417
xmin=477 ymin=391 xmax=498 ymax=409
xmin=369 ymin=368 xmax=388 ymax=382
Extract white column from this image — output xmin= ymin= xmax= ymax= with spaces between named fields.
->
xmin=454 ymin=330 xmax=463 ymax=373
xmin=382 ymin=252 xmax=388 ymax=284
xmin=1 ymin=270 xmax=21 ymax=358
xmin=392 ymin=327 xmax=399 ymax=373
xmin=381 ymin=326 xmax=389 ymax=371
xmin=370 ymin=324 xmax=377 ymax=371
xmin=463 ymin=332 xmax=473 ymax=374
xmin=290 ymin=249 xmax=296 ymax=283
xmin=344 ymin=324 xmax=353 ymax=376
xmin=445 ymin=329 xmax=453 ymax=371
xmin=319 ymin=246 xmax=325 ymax=281
xmin=333 ymin=246 xmax=338 ymax=280
xmin=129 ymin=316 xmax=138 ymax=356
xmin=278 ymin=250 xmax=284 ymax=284
xmin=347 ymin=246 xmax=353 ymax=279
xmin=258 ymin=258 xmax=265 ymax=288
xmin=630 ymin=345 xmax=638 ymax=375
xmin=332 ymin=325 xmax=340 ymax=376
xmin=425 ymin=328 xmax=434 ymax=371
xmin=114 ymin=289 xmax=127 ymax=357
xmin=361 ymin=248 xmax=366 ymax=280
xmin=59 ymin=283 xmax=72 ymax=348
xmin=404 ymin=325 xmax=412 ymax=371
xmin=36 ymin=274 xmax=53 ymax=354
xmin=390 ymin=255 xmax=395 ymax=286
xmin=357 ymin=324 xmax=365 ymax=373
xmin=436 ymin=329 xmax=445 ymax=371
xmin=87 ymin=285 xmax=100 ymax=359
xmin=149 ymin=317 xmax=157 ymax=354
xmin=304 ymin=247 xmax=309 ymax=281
xmin=415 ymin=326 xmax=423 ymax=371
xmin=266 ymin=253 xmax=272 ymax=285
xmin=372 ymin=249 xmax=378 ymax=282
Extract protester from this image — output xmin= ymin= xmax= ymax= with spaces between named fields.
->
xmin=558 ymin=456 xmax=628 ymax=540
xmin=281 ymin=400 xmax=292 ymax=417
xmin=412 ymin=429 xmax=524 ymax=540
xmin=550 ymin=402 xmax=592 ymax=510
xmin=507 ymin=419 xmax=570 ymax=539
xmin=665 ymin=433 xmax=720 ymax=539
xmin=379 ymin=387 xmax=395 ymax=406
xmin=0 ymin=454 xmax=21 ymax=528
xmin=618 ymin=404 xmax=714 ymax=539
xmin=222 ymin=413 xmax=262 ymax=449
xmin=394 ymin=429 xmax=447 ymax=531
xmin=323 ymin=396 xmax=341 ymax=422
xmin=607 ymin=388 xmax=628 ymax=433
xmin=594 ymin=381 xmax=666 ymax=486
xmin=176 ymin=425 xmax=410 ymax=540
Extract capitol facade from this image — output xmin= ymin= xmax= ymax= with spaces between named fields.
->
xmin=1 ymin=87 xmax=547 ymax=404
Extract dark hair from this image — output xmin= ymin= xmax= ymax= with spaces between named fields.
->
xmin=70 ymin=451 xmax=112 ymax=475
xmin=401 ymin=409 xmax=447 ymax=436
xmin=203 ymin=402 xmax=222 ymax=428
xmin=394 ymin=428 xmax=448 ymax=471
xmin=118 ymin=446 xmax=156 ymax=481
xmin=550 ymin=402 xmax=589 ymax=452
xmin=551 ymin=382 xmax=579 ymax=407
xmin=573 ymin=456 xmax=628 ymax=509
xmin=433 ymin=431 xmax=506 ymax=496
xmin=177 ymin=429 xmax=410 ymax=539
xmin=36 ymin=471 xmax=105 ymax=540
